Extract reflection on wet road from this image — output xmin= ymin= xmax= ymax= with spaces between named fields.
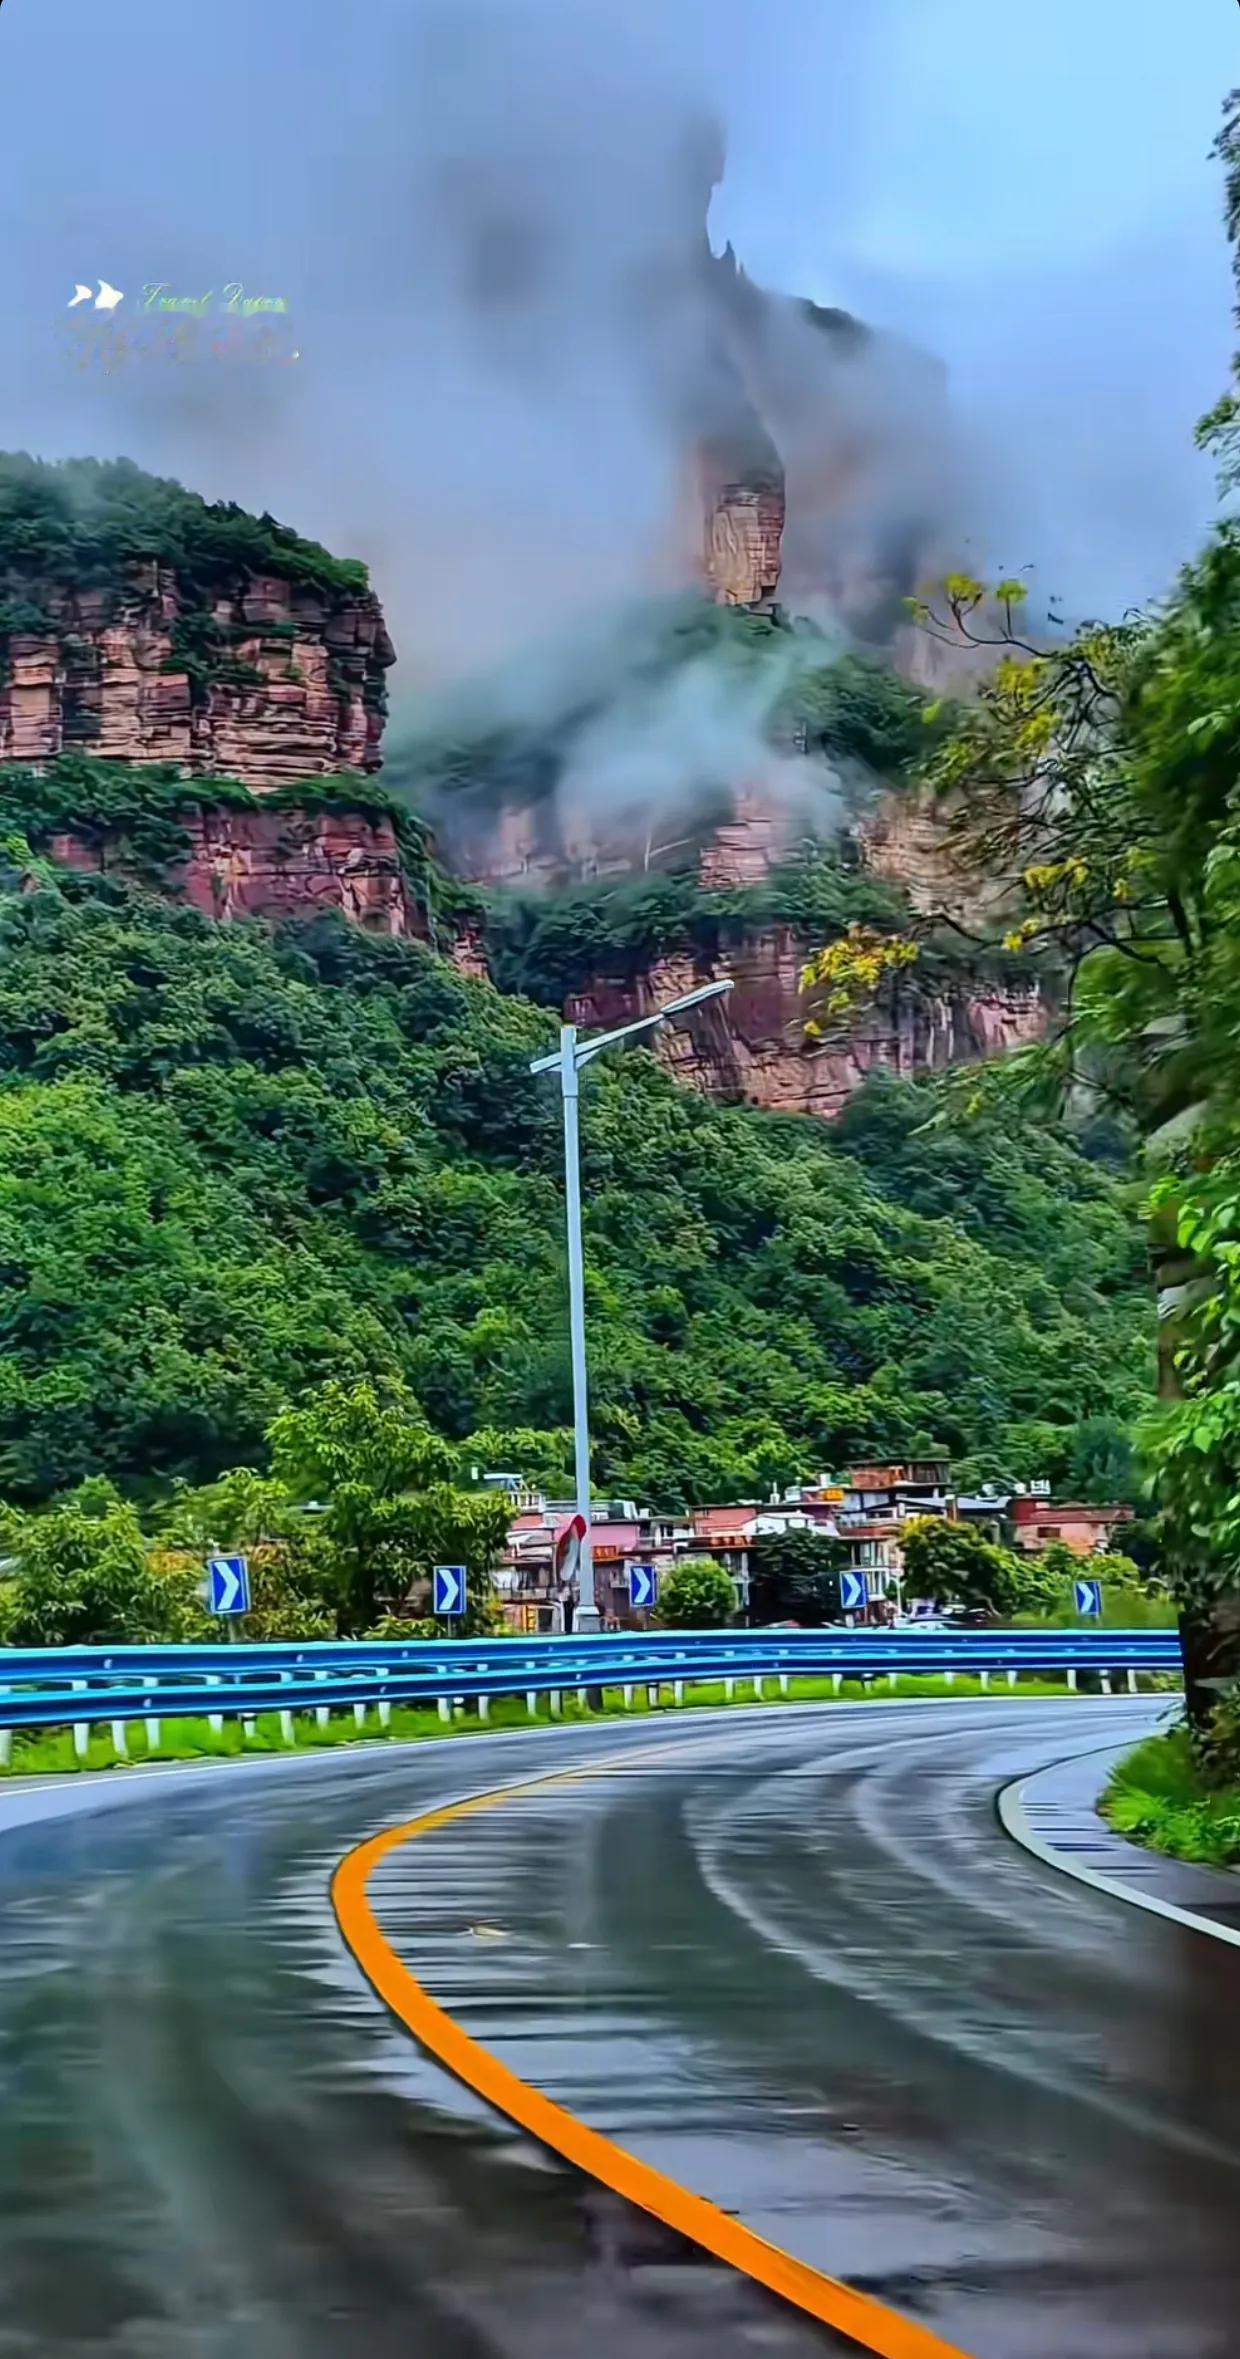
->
xmin=1 ymin=1700 xmax=1235 ymax=2358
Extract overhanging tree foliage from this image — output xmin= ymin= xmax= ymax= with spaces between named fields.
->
xmin=827 ymin=91 xmax=1240 ymax=1733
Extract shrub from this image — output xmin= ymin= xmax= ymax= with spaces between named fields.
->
xmin=657 ymin=1557 xmax=736 ymax=1629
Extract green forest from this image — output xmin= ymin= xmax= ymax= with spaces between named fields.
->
xmin=0 ymin=861 xmax=1150 ymax=1514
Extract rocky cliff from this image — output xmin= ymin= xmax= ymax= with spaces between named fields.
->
xmin=0 ymin=457 xmax=1036 ymax=1121
xmin=48 ymin=799 xmax=421 ymax=936
xmin=697 ymin=439 xmax=786 ymax=609
xmin=565 ymin=934 xmax=1044 ymax=1120
xmin=0 ymin=564 xmax=393 ymax=791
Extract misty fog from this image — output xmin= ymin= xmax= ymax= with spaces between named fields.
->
xmin=0 ymin=0 xmax=1234 ymax=753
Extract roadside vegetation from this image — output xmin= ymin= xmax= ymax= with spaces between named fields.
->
xmin=1102 ymin=1726 xmax=1240 ymax=1869
xmin=0 ymin=1380 xmax=512 ymax=1644
xmin=899 ymin=1521 xmax=1172 ymax=1627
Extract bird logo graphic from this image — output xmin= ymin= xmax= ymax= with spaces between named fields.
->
xmin=68 ymin=281 xmax=124 ymax=310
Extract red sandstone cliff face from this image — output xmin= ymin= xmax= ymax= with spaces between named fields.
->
xmin=566 ymin=934 xmax=1044 ymax=1120
xmin=857 ymin=784 xmax=1007 ymax=926
xmin=49 ymin=804 xmax=421 ymax=936
xmin=699 ymin=456 xmax=785 ymax=609
xmin=0 ymin=564 xmax=394 ymax=791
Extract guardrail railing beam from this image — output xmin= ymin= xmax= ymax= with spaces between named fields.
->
xmin=0 ymin=1629 xmax=1183 ymax=1752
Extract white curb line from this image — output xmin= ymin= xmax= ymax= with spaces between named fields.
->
xmin=997 ymin=1752 xmax=1240 ymax=1952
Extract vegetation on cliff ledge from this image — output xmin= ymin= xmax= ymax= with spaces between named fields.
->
xmin=388 ymin=599 xmax=940 ymax=832
xmin=482 ymin=845 xmax=910 ymax=1005
xmin=0 ymin=453 xmax=370 ymax=601
xmin=482 ymin=844 xmax=1038 ymax=1010
xmin=0 ymin=754 xmax=469 ymax=920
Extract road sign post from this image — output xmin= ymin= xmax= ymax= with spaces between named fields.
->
xmin=433 ymin=1565 xmax=468 ymax=1619
xmin=629 ymin=1564 xmax=658 ymax=1614
xmin=206 ymin=1554 xmax=250 ymax=1618
xmin=1074 ymin=1577 xmax=1103 ymax=1619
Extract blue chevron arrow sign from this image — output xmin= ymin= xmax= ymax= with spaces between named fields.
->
xmin=433 ymin=1565 xmax=467 ymax=1617
xmin=206 ymin=1555 xmax=250 ymax=1616
xmin=629 ymin=1564 xmax=658 ymax=1611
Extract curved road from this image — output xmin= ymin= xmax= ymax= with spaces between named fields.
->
xmin=0 ymin=1699 xmax=1236 ymax=2359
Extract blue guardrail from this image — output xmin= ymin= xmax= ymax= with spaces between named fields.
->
xmin=0 ymin=1627 xmax=1182 ymax=1752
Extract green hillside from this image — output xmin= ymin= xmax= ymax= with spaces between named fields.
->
xmin=0 ymin=858 xmax=1151 ymax=1509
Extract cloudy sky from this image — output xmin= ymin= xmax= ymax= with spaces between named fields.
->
xmin=0 ymin=0 xmax=1235 ymax=673
xmin=713 ymin=0 xmax=1239 ymax=614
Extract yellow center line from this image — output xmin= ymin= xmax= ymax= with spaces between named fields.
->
xmin=331 ymin=1751 xmax=976 ymax=2359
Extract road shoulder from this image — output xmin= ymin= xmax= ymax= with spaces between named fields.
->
xmin=998 ymin=1740 xmax=1240 ymax=1942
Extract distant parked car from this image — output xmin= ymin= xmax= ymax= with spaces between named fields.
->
xmin=757 ymin=1619 xmax=854 ymax=1633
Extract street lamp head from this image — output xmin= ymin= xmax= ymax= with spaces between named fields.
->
xmin=529 ymin=977 xmax=733 ymax=1076
xmin=652 ymin=977 xmax=733 ymax=1024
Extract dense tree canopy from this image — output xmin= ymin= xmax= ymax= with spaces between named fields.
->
xmin=0 ymin=863 xmax=1150 ymax=1512
xmin=899 ymin=1517 xmax=1022 ymax=1616
xmin=0 ymin=1380 xmax=510 ymax=1642
xmin=0 ymin=1483 xmax=205 ymax=1646
xmin=0 ymin=453 xmax=369 ymax=600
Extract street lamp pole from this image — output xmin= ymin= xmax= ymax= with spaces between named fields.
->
xmin=559 ymin=1023 xmax=594 ymax=1626
xmin=531 ymin=979 xmax=733 ymax=1636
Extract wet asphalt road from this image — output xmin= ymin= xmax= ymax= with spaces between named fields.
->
xmin=0 ymin=1699 xmax=1236 ymax=2359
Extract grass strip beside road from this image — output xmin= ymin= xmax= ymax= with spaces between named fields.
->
xmin=0 ymin=1671 xmax=1160 ymax=1779
xmin=1102 ymin=1727 xmax=1240 ymax=1867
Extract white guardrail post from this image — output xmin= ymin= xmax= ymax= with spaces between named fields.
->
xmin=72 ymin=1679 xmax=90 ymax=1761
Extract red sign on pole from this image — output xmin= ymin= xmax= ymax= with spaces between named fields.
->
xmin=555 ymin=1513 xmax=588 ymax=1587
